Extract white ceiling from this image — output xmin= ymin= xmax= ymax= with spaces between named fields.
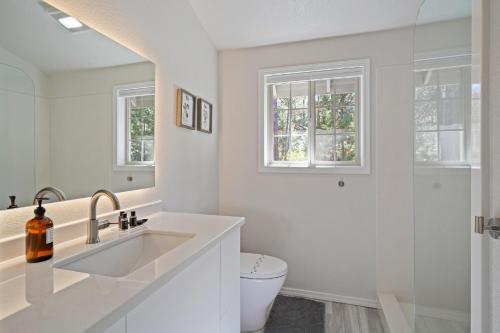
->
xmin=187 ymin=0 xmax=472 ymax=50
xmin=0 ymin=0 xmax=146 ymax=73
xmin=0 ymin=0 xmax=471 ymax=71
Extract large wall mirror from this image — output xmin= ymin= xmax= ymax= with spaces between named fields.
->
xmin=0 ymin=0 xmax=155 ymax=210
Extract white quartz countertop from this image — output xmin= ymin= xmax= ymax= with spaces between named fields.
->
xmin=0 ymin=212 xmax=245 ymax=333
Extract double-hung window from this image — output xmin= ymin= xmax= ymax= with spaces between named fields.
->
xmin=259 ymin=59 xmax=370 ymax=173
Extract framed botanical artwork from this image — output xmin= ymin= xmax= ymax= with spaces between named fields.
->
xmin=196 ymin=98 xmax=213 ymax=134
xmin=176 ymin=88 xmax=196 ymax=130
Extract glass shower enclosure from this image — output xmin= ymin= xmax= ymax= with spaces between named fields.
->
xmin=413 ymin=0 xmax=478 ymax=332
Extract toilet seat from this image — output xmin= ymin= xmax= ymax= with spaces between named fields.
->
xmin=240 ymin=253 xmax=287 ymax=279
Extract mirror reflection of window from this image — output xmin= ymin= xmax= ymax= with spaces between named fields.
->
xmin=414 ymin=59 xmax=471 ymax=165
xmin=115 ymin=83 xmax=155 ymax=168
xmin=126 ymin=94 xmax=155 ymax=165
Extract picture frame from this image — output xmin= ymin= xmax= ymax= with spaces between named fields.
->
xmin=176 ymin=88 xmax=196 ymax=130
xmin=196 ymin=98 xmax=213 ymax=134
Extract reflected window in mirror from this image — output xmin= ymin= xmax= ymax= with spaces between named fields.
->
xmin=414 ymin=55 xmax=472 ymax=166
xmin=126 ymin=95 xmax=155 ymax=165
xmin=115 ymin=83 xmax=155 ymax=169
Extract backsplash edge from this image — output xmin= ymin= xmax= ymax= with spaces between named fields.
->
xmin=0 ymin=200 xmax=162 ymax=262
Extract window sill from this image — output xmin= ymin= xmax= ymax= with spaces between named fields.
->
xmin=414 ymin=163 xmax=477 ymax=176
xmin=259 ymin=164 xmax=370 ymax=175
xmin=414 ymin=162 xmax=477 ymax=170
xmin=114 ymin=165 xmax=155 ymax=172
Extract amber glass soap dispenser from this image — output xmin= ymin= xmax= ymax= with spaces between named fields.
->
xmin=26 ymin=197 xmax=54 ymax=263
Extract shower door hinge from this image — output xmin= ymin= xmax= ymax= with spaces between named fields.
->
xmin=475 ymin=216 xmax=500 ymax=239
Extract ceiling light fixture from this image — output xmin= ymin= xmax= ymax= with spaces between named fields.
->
xmin=58 ymin=16 xmax=83 ymax=30
xmin=39 ymin=1 xmax=89 ymax=32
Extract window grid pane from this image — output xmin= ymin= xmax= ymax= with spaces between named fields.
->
xmin=314 ymin=78 xmax=359 ymax=163
xmin=415 ymin=67 xmax=467 ymax=163
xmin=126 ymin=95 xmax=155 ymax=164
xmin=272 ymin=82 xmax=309 ymax=162
xmin=269 ymin=75 xmax=362 ymax=167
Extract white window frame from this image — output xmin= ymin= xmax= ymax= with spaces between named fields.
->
xmin=258 ymin=59 xmax=371 ymax=174
xmin=113 ymin=81 xmax=155 ymax=172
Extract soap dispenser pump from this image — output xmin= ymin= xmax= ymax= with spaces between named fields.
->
xmin=25 ymin=197 xmax=54 ymax=263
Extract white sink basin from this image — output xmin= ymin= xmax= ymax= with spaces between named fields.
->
xmin=54 ymin=230 xmax=194 ymax=278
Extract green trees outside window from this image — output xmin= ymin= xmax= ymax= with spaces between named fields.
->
xmin=270 ymin=78 xmax=359 ymax=164
xmin=127 ymin=95 xmax=155 ymax=164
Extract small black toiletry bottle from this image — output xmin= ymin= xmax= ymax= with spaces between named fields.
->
xmin=26 ymin=198 xmax=53 ymax=263
xmin=119 ymin=212 xmax=129 ymax=230
xmin=7 ymin=195 xmax=18 ymax=209
xmin=129 ymin=211 xmax=137 ymax=227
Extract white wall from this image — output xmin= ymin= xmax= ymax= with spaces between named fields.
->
xmin=37 ymin=96 xmax=51 ymax=194
xmin=414 ymin=18 xmax=473 ymax=56
xmin=375 ymin=63 xmax=414 ymax=303
xmin=414 ymin=168 xmax=471 ymax=314
xmin=0 ymin=45 xmax=48 ymax=97
xmin=0 ymin=45 xmax=44 ymax=208
xmin=0 ymin=0 xmax=218 ymax=239
xmin=0 ymin=86 xmax=35 ymax=208
xmin=219 ymin=28 xmax=415 ymax=303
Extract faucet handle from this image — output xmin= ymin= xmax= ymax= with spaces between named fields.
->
xmin=137 ymin=218 xmax=148 ymax=226
xmin=97 ymin=219 xmax=111 ymax=230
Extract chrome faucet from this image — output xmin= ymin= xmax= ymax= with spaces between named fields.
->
xmin=33 ymin=186 xmax=67 ymax=205
xmin=87 ymin=189 xmax=121 ymax=244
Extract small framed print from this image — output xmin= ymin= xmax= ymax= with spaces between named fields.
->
xmin=176 ymin=88 xmax=196 ymax=130
xmin=197 ymin=98 xmax=213 ymax=133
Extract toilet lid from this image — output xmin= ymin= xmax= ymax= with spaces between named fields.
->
xmin=240 ymin=253 xmax=287 ymax=279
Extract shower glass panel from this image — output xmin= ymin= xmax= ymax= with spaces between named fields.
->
xmin=413 ymin=0 xmax=473 ymax=332
xmin=0 ymin=64 xmax=35 ymax=208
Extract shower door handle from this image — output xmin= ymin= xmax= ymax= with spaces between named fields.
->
xmin=475 ymin=216 xmax=500 ymax=239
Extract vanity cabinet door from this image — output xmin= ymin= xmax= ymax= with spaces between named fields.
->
xmin=126 ymin=244 xmax=221 ymax=333
xmin=220 ymin=229 xmax=241 ymax=333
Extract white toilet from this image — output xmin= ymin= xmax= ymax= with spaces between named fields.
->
xmin=240 ymin=253 xmax=287 ymax=332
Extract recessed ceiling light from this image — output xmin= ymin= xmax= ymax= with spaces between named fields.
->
xmin=39 ymin=1 xmax=89 ymax=32
xmin=58 ymin=16 xmax=83 ymax=30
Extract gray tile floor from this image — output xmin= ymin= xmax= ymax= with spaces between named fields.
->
xmin=324 ymin=302 xmax=386 ymax=333
xmin=252 ymin=296 xmax=387 ymax=333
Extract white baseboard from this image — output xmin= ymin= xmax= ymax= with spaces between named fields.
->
xmin=398 ymin=301 xmax=469 ymax=324
xmin=280 ymin=287 xmax=378 ymax=308
xmin=414 ymin=304 xmax=470 ymax=324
